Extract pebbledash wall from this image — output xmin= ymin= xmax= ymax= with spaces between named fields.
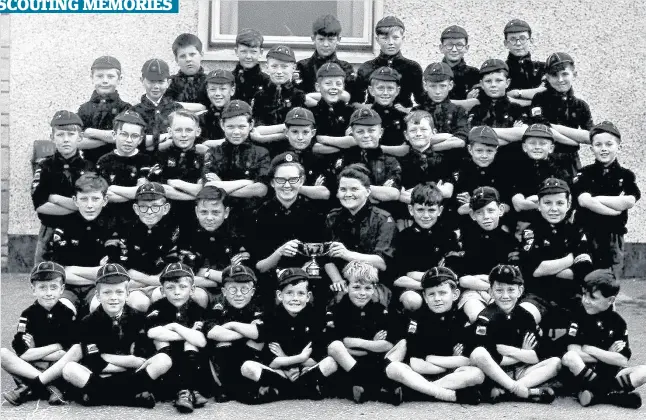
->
xmin=4 ymin=1 xmax=646 ymax=273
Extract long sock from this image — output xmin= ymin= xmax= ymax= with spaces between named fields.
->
xmin=613 ymin=374 xmax=635 ymax=393
xmin=576 ymin=366 xmax=600 ymax=391
xmin=130 ymin=369 xmax=154 ymax=395
xmin=299 ymin=366 xmax=325 ymax=387
xmin=28 ymin=376 xmax=48 ymax=397
xmin=257 ymin=369 xmax=286 ymax=388
xmin=83 ymin=373 xmax=104 ymax=399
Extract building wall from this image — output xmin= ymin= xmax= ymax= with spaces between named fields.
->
xmin=1 ymin=14 xmax=10 ymax=272
xmin=5 ymin=1 xmax=646 ymax=271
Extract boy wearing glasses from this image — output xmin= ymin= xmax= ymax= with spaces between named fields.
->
xmin=438 ymin=26 xmax=480 ymax=102
xmin=503 ymin=20 xmax=547 ymax=107
xmin=205 ymin=265 xmax=264 ymax=402
xmin=77 ymin=56 xmax=132 ymax=165
xmin=96 ymin=110 xmax=157 ymax=225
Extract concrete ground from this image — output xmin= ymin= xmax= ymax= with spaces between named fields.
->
xmin=1 ymin=273 xmax=645 ymax=419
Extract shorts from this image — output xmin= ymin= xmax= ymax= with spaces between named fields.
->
xmin=457 ymin=290 xmax=492 ymax=310
xmin=521 ymin=293 xmax=569 ymax=320
xmin=503 ymin=363 xmax=531 ymax=380
xmin=62 ymin=285 xmax=96 ymax=312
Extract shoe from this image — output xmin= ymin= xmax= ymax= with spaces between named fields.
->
xmin=133 ymin=391 xmax=156 ymax=409
xmin=528 ymin=387 xmax=556 ymax=404
xmin=455 ymin=387 xmax=481 ymax=405
xmin=380 ymin=386 xmax=403 ymax=406
xmin=175 ymin=389 xmax=194 ymax=413
xmin=352 ymin=385 xmax=365 ymax=404
xmin=192 ymin=390 xmax=208 ymax=408
xmin=578 ymin=390 xmax=595 ymax=407
xmin=47 ymin=385 xmax=67 ymax=406
xmin=2 ymin=384 xmax=32 ymax=406
xmin=605 ymin=390 xmax=642 ymax=409
xmin=488 ymin=387 xmax=508 ymax=404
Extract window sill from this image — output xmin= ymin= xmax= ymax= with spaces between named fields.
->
xmin=202 ymin=47 xmax=378 ymax=65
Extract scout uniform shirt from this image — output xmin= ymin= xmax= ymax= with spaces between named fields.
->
xmin=405 ymin=305 xmax=472 ymax=359
xmin=308 ymin=99 xmax=354 ymax=137
xmin=166 ymin=67 xmax=209 ymax=106
xmin=295 ymin=51 xmax=355 ymax=94
xmin=506 ymin=53 xmax=546 ymax=91
xmin=12 ymin=301 xmax=76 ymax=356
xmin=252 ymin=81 xmax=306 ymax=127
xmin=458 ymin=224 xmax=516 ymax=276
xmin=371 ymin=103 xmax=408 ymax=147
xmin=145 ymin=298 xmax=207 ymax=352
xmin=392 ymin=224 xmax=460 ymax=278
xmin=31 ymin=151 xmax=94 ymax=228
xmin=452 ymin=159 xmax=511 ymax=209
xmin=351 ymin=52 xmax=424 ymax=108
xmin=199 ymin=103 xmax=225 ymax=141
xmin=130 ymin=95 xmax=183 ymax=152
xmin=232 ymin=63 xmax=271 ymax=106
xmin=334 ymin=148 xmax=402 ymax=192
xmin=77 ymin=90 xmax=132 ymax=164
xmin=443 ymin=57 xmax=480 ymax=101
xmin=115 ymin=218 xmax=182 ymax=275
xmin=204 ymin=299 xmax=264 ymax=356
xmin=413 ymin=96 xmax=469 ymax=164
xmin=399 ymin=145 xmax=452 ymax=190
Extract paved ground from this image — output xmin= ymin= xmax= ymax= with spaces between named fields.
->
xmin=1 ymin=273 xmax=645 ymax=419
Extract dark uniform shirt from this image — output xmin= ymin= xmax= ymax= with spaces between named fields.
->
xmin=295 ymin=51 xmax=355 ymax=94
xmin=115 ymin=218 xmax=182 ymax=274
xmin=506 ymin=53 xmax=546 ymax=91
xmin=44 ymin=212 xmax=117 ymax=267
xmin=573 ymin=159 xmax=641 ymax=235
xmin=566 ymin=307 xmax=631 ymax=361
xmin=181 ymin=221 xmax=249 ymax=275
xmin=458 ymin=224 xmax=516 ymax=276
xmin=393 ymin=224 xmax=460 ymax=276
xmin=530 ymin=85 xmax=593 ymax=174
xmin=31 ymin=151 xmax=94 ymax=227
xmin=518 ymin=217 xmax=589 ymax=306
xmin=325 ymin=203 xmax=397 ymax=272
xmin=166 ymin=67 xmax=209 ymax=106
xmin=351 ymin=52 xmax=424 ymax=108
xmin=202 ymin=141 xmax=270 ymax=184
xmin=145 ymin=298 xmax=207 ymax=351
xmin=334 ymin=148 xmax=402 ymax=189
xmin=256 ymin=305 xmax=327 ymax=363
xmin=308 ymin=100 xmax=354 ymax=137
xmin=452 ymin=159 xmax=511 ymax=206
xmin=199 ymin=104 xmax=225 ymax=141
xmin=12 ymin=301 xmax=76 ymax=356
xmin=79 ymin=305 xmax=147 ymax=358
xmin=473 ymin=303 xmax=542 ymax=362
xmin=232 ymin=63 xmax=271 ymax=106
xmin=278 ymin=143 xmax=333 ymax=188
xmin=413 ymin=96 xmax=469 ymax=141
xmin=443 ymin=58 xmax=480 ymax=101
xmin=130 ymin=95 xmax=183 ymax=152
xmin=205 ymin=299 xmax=264 ymax=331
xmin=252 ymin=81 xmax=306 ymax=126
xmin=77 ymin=90 xmax=132 ymax=164
xmin=96 ymin=151 xmax=156 ymax=224
xmin=399 ymin=146 xmax=452 ymax=190
xmin=406 ymin=305 xmax=472 ymax=359
xmin=327 ymin=296 xmax=390 ymax=343
xmin=371 ymin=103 xmax=407 ymax=146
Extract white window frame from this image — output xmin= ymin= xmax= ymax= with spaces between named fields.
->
xmin=197 ymin=0 xmax=384 ymax=63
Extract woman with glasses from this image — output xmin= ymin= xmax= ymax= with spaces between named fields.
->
xmin=324 ymin=164 xmax=397 ymax=306
xmin=253 ymin=152 xmax=328 ymax=304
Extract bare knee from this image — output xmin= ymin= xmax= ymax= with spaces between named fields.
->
xmin=0 ymin=347 xmax=13 ymax=361
xmin=241 ymin=361 xmax=260 ymax=380
xmin=463 ymin=366 xmax=486 ymax=385
xmin=62 ymin=362 xmax=78 ymax=382
xmin=561 ymin=350 xmax=580 ymax=368
xmin=385 ymin=361 xmax=405 ymax=382
xmin=192 ymin=288 xmax=209 ymax=308
xmin=546 ymin=357 xmax=562 ymax=371
xmin=327 ymin=340 xmax=345 ymax=357
xmin=400 ymin=291 xmax=422 ymax=311
xmin=470 ymin=347 xmax=489 ymax=365
xmin=128 ymin=292 xmax=151 ymax=312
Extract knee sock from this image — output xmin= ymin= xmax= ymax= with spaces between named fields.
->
xmin=130 ymin=368 xmax=154 ymax=395
xmin=576 ymin=366 xmax=600 ymax=392
xmin=257 ymin=369 xmax=286 ymax=389
xmin=612 ymin=374 xmax=635 ymax=393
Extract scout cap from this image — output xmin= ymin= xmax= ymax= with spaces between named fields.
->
xmin=285 ymin=107 xmax=315 ymax=126
xmin=160 ymin=262 xmax=194 ymax=281
xmin=51 ymin=110 xmax=82 ymax=127
xmin=545 ymin=52 xmax=574 ymax=73
xmin=468 ymin=126 xmax=498 ymax=146
xmin=313 ymin=14 xmax=342 ymax=35
xmin=135 ymin=182 xmax=166 ymax=200
xmin=91 ymin=55 xmax=121 ymax=71
xmin=316 ymin=62 xmax=346 ymax=79
xmin=270 ymin=151 xmax=301 ymax=175
xmin=590 ymin=121 xmax=621 ymax=142
xmin=141 ymin=58 xmax=170 ymax=81
xmin=479 ymin=59 xmax=509 ymax=75
xmin=376 ymin=16 xmax=405 ymax=31
xmin=277 ymin=267 xmax=310 ymax=289
xmin=222 ymin=264 xmax=257 ymax=284
xmin=96 ymin=263 xmax=130 ymax=284
xmin=370 ymin=66 xmax=401 ymax=83
xmin=421 ymin=266 xmax=458 ymax=289
xmin=206 ymin=69 xmax=235 ymax=84
xmin=489 ymin=264 xmax=523 ymax=285
xmin=441 ymin=25 xmax=468 ymax=41
xmin=470 ymin=186 xmax=501 ymax=211
xmin=221 ymin=100 xmax=252 ymax=120
xmin=350 ymin=107 xmax=382 ymax=126
xmin=114 ymin=110 xmax=146 ymax=127
xmin=30 ymin=261 xmax=65 ymax=283
xmin=504 ymin=19 xmax=531 ymax=35
xmin=423 ymin=62 xmax=454 ymax=82
xmin=538 ymin=177 xmax=570 ymax=196
xmin=266 ymin=45 xmax=296 ymax=63
xmin=522 ymin=123 xmax=554 ymax=141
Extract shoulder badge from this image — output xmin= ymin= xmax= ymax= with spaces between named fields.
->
xmin=193 ymin=321 xmax=204 ymax=331
xmin=408 ymin=320 xmax=417 ymax=334
xmin=17 ymin=317 xmax=28 ymax=333
xmin=86 ymin=343 xmax=99 ymax=354
xmin=476 ymin=325 xmax=487 ymax=336
xmin=568 ymin=322 xmax=578 ymax=337
xmin=213 ymin=303 xmax=224 ymax=311
xmin=531 ymin=107 xmax=542 ymax=117
xmin=147 ymin=310 xmax=159 ymax=318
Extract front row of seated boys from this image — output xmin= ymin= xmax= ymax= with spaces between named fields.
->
xmin=2 ymin=258 xmax=645 ymax=410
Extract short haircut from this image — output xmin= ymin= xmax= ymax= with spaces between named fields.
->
xmin=236 ymin=28 xmax=264 ymax=48
xmin=168 ymin=109 xmax=200 ymax=127
xmin=338 ymin=163 xmax=371 ymax=188
xmin=548 ymin=62 xmax=575 ymax=76
xmin=75 ymin=172 xmax=109 ymax=195
xmin=172 ymin=33 xmax=203 ymax=57
xmin=113 ymin=119 xmax=145 ymax=133
xmin=52 ymin=124 xmax=81 ymax=135
xmin=584 ymin=271 xmax=620 ymax=298
xmin=196 ymin=186 xmax=230 ymax=207
xmin=160 ymin=275 xmax=194 ymax=286
xmin=343 ymin=261 xmax=378 ymax=284
xmin=410 ymin=182 xmax=443 ymax=207
xmin=405 ymin=110 xmax=435 ymax=129
xmin=272 ymin=161 xmax=305 ymax=178
xmin=376 ymin=25 xmax=404 ymax=36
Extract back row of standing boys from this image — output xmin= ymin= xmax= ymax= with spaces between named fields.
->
xmin=6 ymin=13 xmax=644 ymax=412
